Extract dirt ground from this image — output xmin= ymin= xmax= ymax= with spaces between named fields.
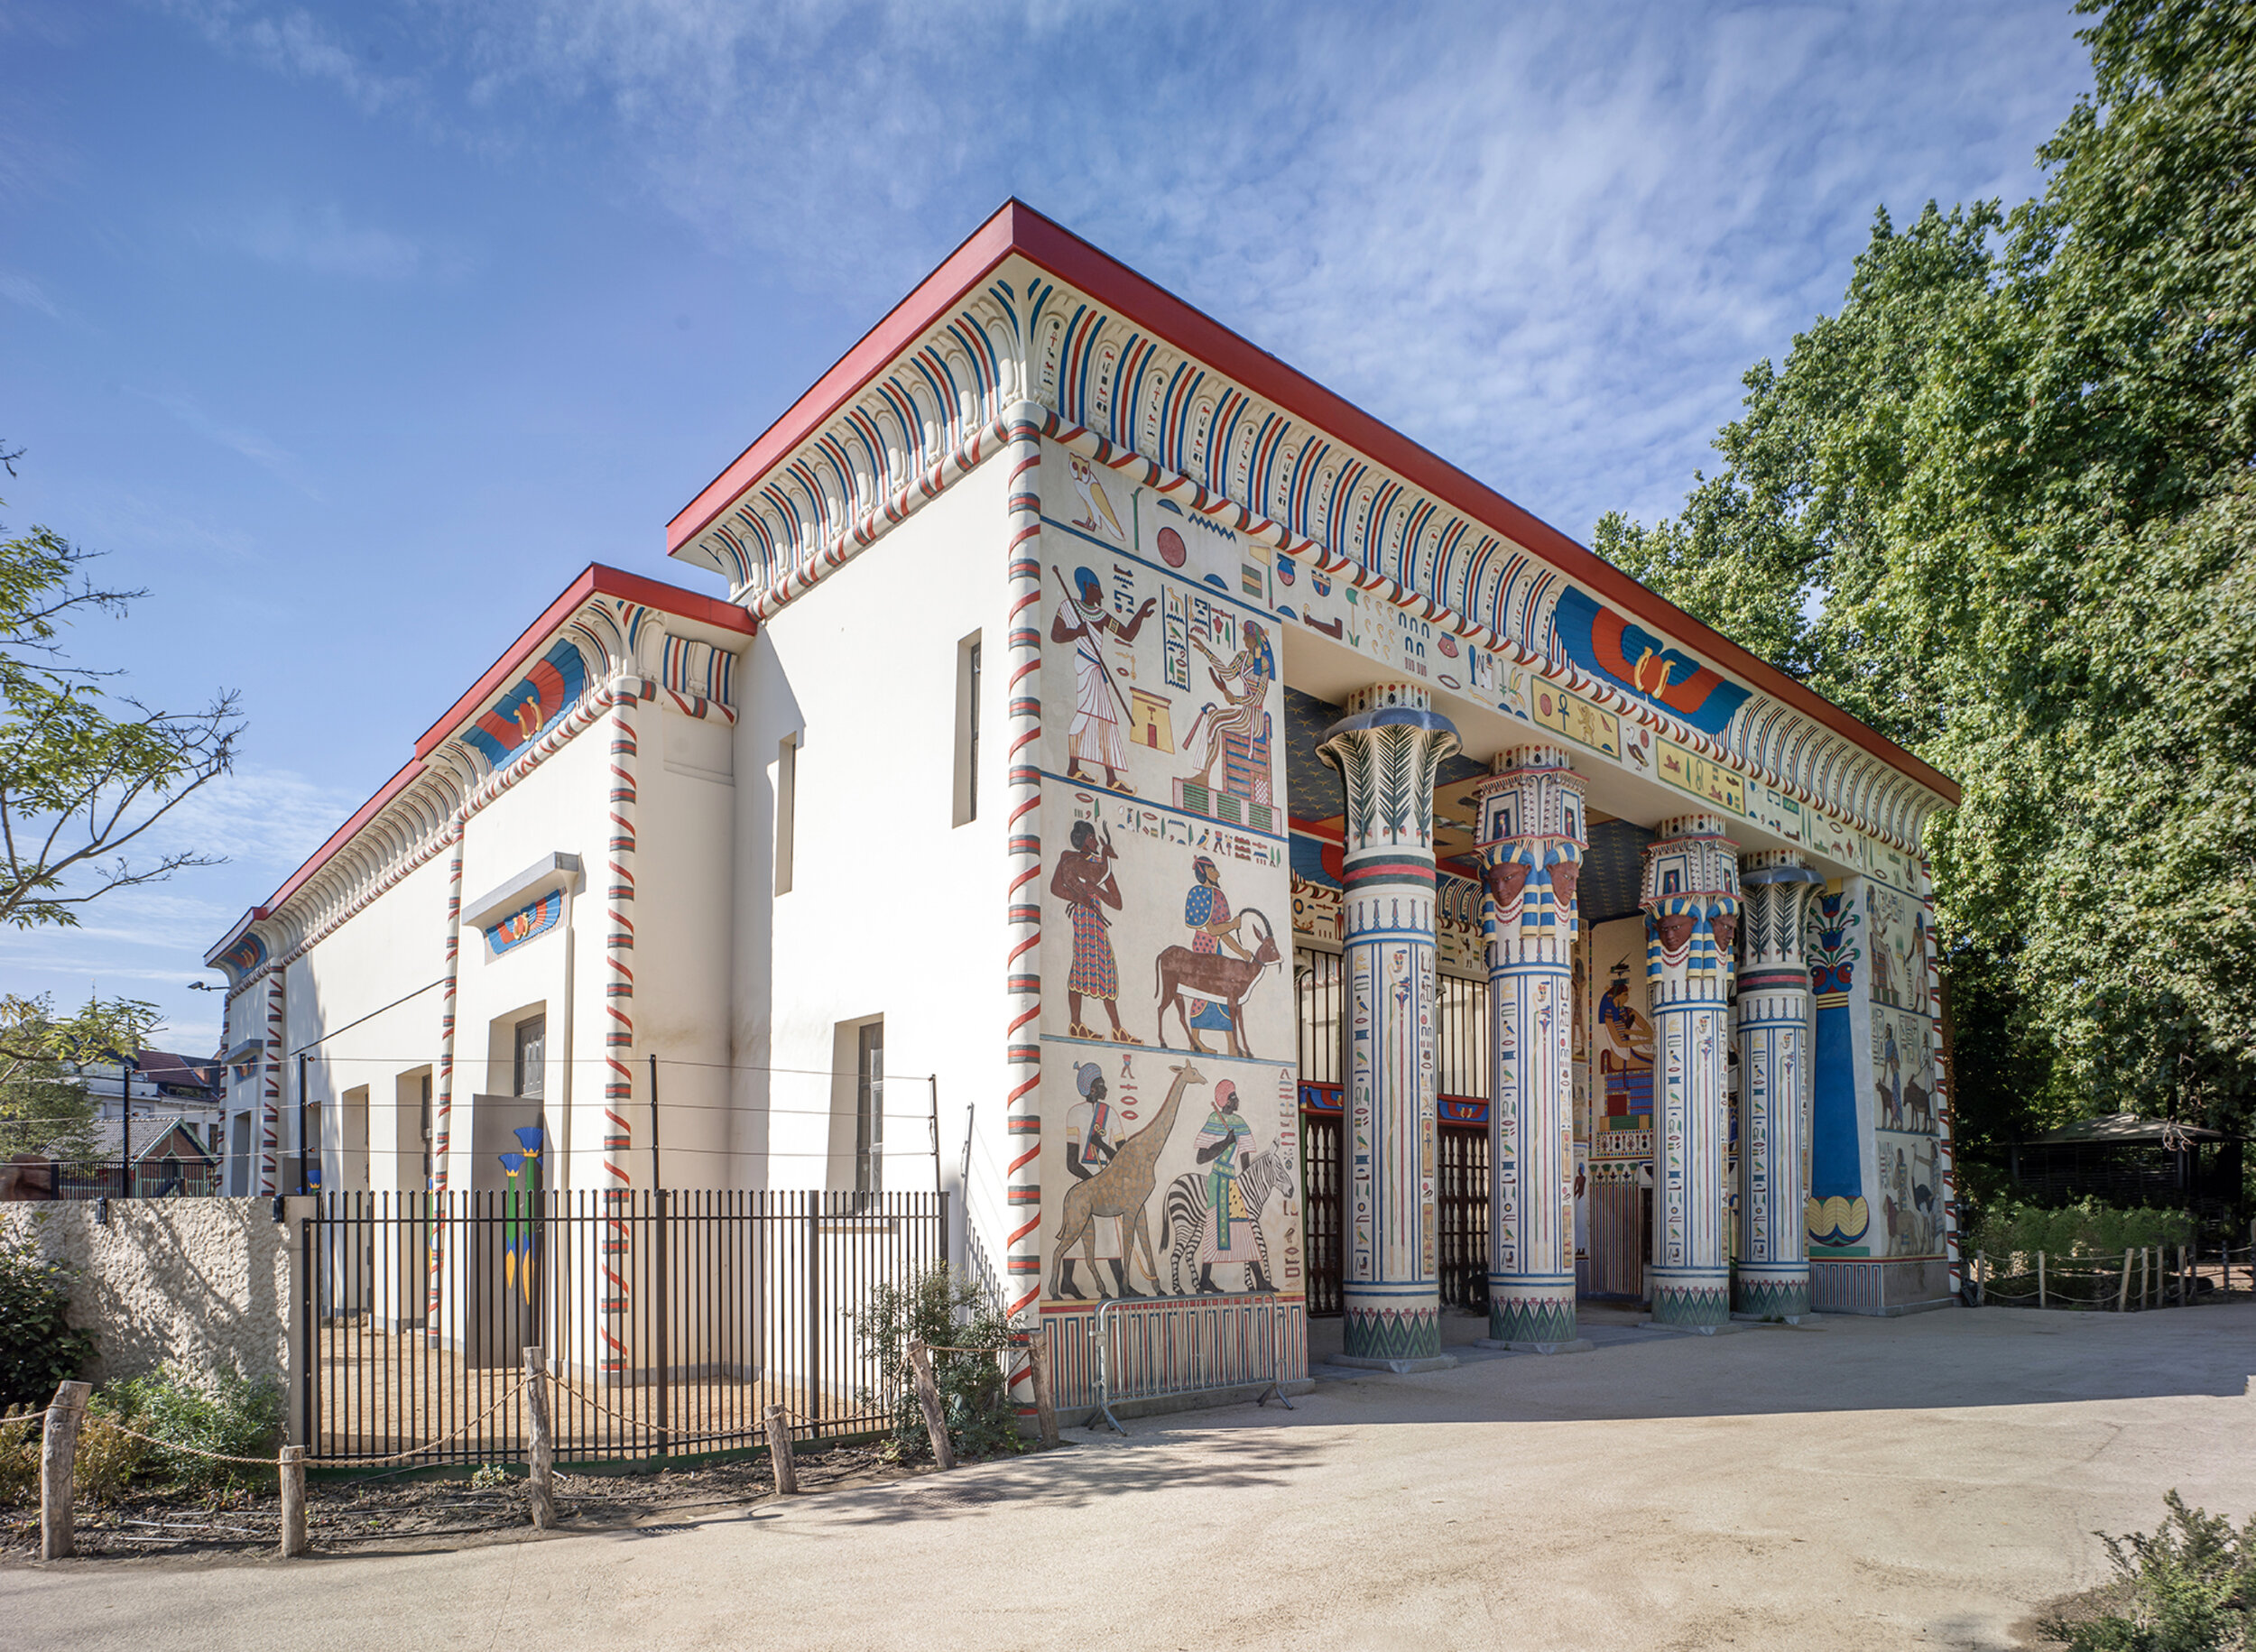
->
xmin=5 ymin=1303 xmax=2251 ymax=1652
xmin=0 ymin=1438 xmax=912 ymax=1558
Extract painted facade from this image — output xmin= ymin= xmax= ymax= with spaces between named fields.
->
xmin=207 ymin=205 xmax=1963 ymax=1416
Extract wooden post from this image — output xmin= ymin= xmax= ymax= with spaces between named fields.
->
xmin=39 ymin=1380 xmax=90 ymax=1561
xmin=763 ymin=1404 xmax=798 ymax=1496
xmin=1974 ymin=1251 xmax=1986 ymax=1307
xmin=279 ymin=1445 xmax=308 ymax=1557
xmin=2036 ymin=1251 xmax=2046 ymax=1310
xmin=523 ymin=1346 xmax=555 ymax=1531
xmin=2142 ymin=1246 xmax=2152 ymax=1309
xmin=2118 ymin=1250 xmax=2134 ymax=1313
xmin=1026 ymin=1333 xmax=1059 ymax=1449
xmin=2178 ymin=1243 xmax=2189 ymax=1306
xmin=906 ymin=1340 xmax=956 ymax=1471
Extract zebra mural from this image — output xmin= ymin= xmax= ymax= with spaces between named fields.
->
xmin=1159 ymin=1148 xmax=1294 ymax=1295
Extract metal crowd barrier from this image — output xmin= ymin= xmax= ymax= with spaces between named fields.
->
xmin=1091 ymin=1289 xmax=1294 ymax=1435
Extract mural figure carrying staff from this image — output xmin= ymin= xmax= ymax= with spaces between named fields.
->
xmin=1051 ymin=817 xmax=1144 ymax=1045
xmin=1064 ymin=1061 xmax=1120 ymax=1181
xmin=1051 ymin=565 xmax=1156 ymax=792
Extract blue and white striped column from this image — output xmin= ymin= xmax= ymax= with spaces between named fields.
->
xmin=1640 ymin=814 xmax=1741 ymax=1329
xmin=1318 ymin=684 xmax=1460 ymax=1370
xmin=1475 ymin=745 xmax=1586 ymax=1350
xmin=1736 ymin=851 xmax=1820 ymax=1319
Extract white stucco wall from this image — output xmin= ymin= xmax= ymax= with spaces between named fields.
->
xmin=733 ymin=453 xmax=1009 ymax=1280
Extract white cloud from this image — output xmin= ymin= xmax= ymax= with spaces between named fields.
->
xmin=127 ymin=385 xmax=325 ymax=500
xmin=157 ymin=2 xmax=2092 ymax=537
xmin=0 ymin=269 xmax=60 ymax=318
xmin=226 ymin=201 xmax=440 ymax=281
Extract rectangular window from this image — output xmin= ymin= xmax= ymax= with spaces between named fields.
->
xmin=855 ymin=1020 xmax=884 ymax=1195
xmin=774 ymin=733 xmax=798 ymax=895
xmin=513 ymin=1016 xmax=547 ymax=1099
xmin=953 ymin=632 xmax=983 ymax=826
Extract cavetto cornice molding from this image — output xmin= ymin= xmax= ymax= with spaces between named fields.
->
xmin=666 ymin=202 xmax=1956 ymax=855
xmin=203 ymin=565 xmax=749 ymax=997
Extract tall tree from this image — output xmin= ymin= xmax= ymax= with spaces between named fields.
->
xmin=1597 ymin=0 xmax=2256 ymax=1139
xmin=0 ymin=441 xmax=240 ymax=928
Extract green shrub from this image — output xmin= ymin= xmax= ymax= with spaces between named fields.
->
xmin=854 ymin=1265 xmax=1027 ymax=1463
xmin=72 ymin=1401 xmax=144 ymax=1503
xmin=1972 ymin=1198 xmax=2195 ymax=1262
xmin=107 ymin=1364 xmax=282 ymax=1490
xmin=2043 ymin=1492 xmax=2253 ymax=1651
xmin=0 ymin=1406 xmax=37 ymax=1503
xmin=0 ymin=1231 xmax=97 ymax=1411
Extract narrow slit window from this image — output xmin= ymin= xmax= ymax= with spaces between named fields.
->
xmin=775 ymin=732 xmax=798 ymax=895
xmin=855 ymin=1020 xmax=884 ymax=1195
xmin=955 ymin=632 xmax=982 ymax=826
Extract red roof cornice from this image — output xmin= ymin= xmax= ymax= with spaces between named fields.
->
xmin=669 ymin=199 xmax=1957 ymax=806
xmin=411 ymin=563 xmax=752 ymax=761
xmin=248 ymin=565 xmax=754 ymax=931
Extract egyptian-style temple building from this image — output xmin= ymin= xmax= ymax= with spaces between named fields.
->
xmin=208 ymin=203 xmax=1960 ymax=1396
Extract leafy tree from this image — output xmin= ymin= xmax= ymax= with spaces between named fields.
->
xmin=1597 ymin=0 xmax=2256 ymax=1149
xmin=0 ymin=1232 xmax=98 ymax=1411
xmin=0 ymin=441 xmax=239 ymax=932
xmin=0 ymin=992 xmax=166 ymax=1162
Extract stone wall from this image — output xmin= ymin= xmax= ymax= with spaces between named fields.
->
xmin=3 ymin=1197 xmax=307 ymax=1397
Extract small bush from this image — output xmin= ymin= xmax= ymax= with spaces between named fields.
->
xmin=0 ymin=1231 xmax=97 ymax=1411
xmin=2042 ymin=1492 xmax=2253 ymax=1651
xmin=854 ymin=1265 xmax=1026 ymax=1463
xmin=74 ymin=1399 xmax=145 ymax=1503
xmin=107 ymin=1365 xmax=282 ymax=1490
xmin=0 ymin=1406 xmax=37 ymax=1504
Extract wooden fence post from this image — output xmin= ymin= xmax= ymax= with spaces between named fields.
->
xmin=279 ymin=1445 xmax=308 ymax=1557
xmin=2036 ymin=1251 xmax=2046 ymax=1310
xmin=39 ymin=1380 xmax=90 ymax=1561
xmin=523 ymin=1346 xmax=555 ymax=1531
xmin=2142 ymin=1246 xmax=2152 ymax=1309
xmin=2178 ymin=1243 xmax=2189 ymax=1306
xmin=906 ymin=1340 xmax=956 ymax=1471
xmin=2118 ymin=1250 xmax=2134 ymax=1313
xmin=763 ymin=1404 xmax=798 ymax=1496
xmin=1027 ymin=1334 xmax=1059 ymax=1449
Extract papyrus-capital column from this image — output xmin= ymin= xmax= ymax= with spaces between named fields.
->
xmin=1641 ymin=813 xmax=1740 ymax=1328
xmin=1736 ymin=850 xmax=1821 ymax=1319
xmin=1318 ymin=684 xmax=1460 ymax=1370
xmin=1475 ymin=744 xmax=1586 ymax=1349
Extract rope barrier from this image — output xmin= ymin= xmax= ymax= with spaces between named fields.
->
xmin=93 ymin=1384 xmax=522 ymax=1469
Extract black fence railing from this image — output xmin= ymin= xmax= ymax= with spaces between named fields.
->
xmin=1 ymin=1159 xmax=226 ymax=1200
xmin=303 ymin=1189 xmax=948 ymax=1466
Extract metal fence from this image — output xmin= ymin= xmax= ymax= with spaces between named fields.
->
xmin=1088 ymin=1290 xmax=1294 ymax=1433
xmin=304 ymin=1189 xmax=948 ymax=1465
xmin=8 ymin=1159 xmax=226 ymax=1200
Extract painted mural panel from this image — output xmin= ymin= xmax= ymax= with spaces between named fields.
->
xmin=1033 ymin=441 xmax=1300 ymax=1312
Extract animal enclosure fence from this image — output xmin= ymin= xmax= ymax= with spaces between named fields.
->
xmin=303 ymin=1189 xmax=946 ymax=1465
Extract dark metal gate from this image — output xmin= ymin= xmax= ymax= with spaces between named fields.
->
xmin=1437 ymin=1121 xmax=1489 ymax=1311
xmin=303 ymin=1189 xmax=947 ymax=1465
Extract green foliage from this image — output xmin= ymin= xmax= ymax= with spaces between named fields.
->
xmin=0 ymin=441 xmax=238 ymax=937
xmin=0 ymin=1407 xmax=36 ymax=1503
xmin=0 ymin=991 xmax=165 ymax=1161
xmin=2043 ymin=1492 xmax=2254 ymax=1652
xmin=72 ymin=1399 xmax=146 ymax=1503
xmin=1596 ymin=0 xmax=2256 ymax=1142
xmin=1971 ymin=1196 xmax=2194 ymax=1261
xmin=854 ymin=1265 xmax=1027 ymax=1463
xmin=0 ymin=1229 xmax=97 ymax=1410
xmin=106 ymin=1364 xmax=282 ymax=1490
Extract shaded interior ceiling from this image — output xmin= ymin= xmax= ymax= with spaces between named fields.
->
xmin=1285 ymin=687 xmax=1653 ymax=926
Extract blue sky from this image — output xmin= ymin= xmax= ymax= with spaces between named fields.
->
xmin=1 ymin=1 xmax=2094 ymax=1052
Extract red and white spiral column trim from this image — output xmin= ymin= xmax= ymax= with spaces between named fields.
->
xmin=599 ymin=684 xmax=642 ymax=1374
xmin=1001 ymin=405 xmax=1047 ymax=1412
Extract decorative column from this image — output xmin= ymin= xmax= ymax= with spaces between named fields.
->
xmin=1474 ymin=745 xmax=1586 ymax=1350
xmin=1735 ymin=850 xmax=1820 ymax=1320
xmin=1318 ymin=684 xmax=1460 ymax=1370
xmin=1640 ymin=814 xmax=1740 ymax=1329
